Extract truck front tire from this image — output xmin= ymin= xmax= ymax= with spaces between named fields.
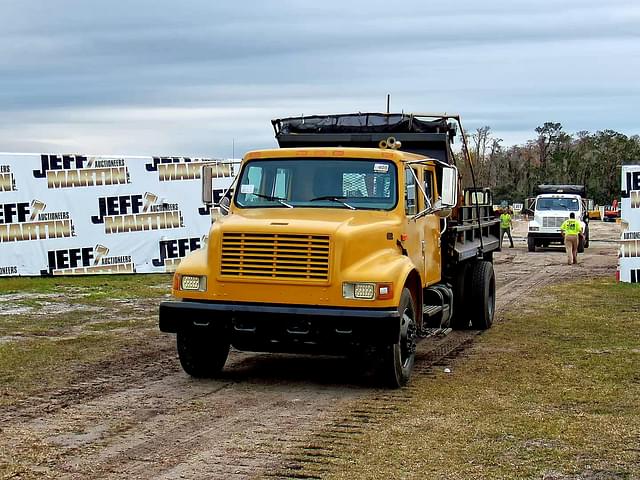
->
xmin=177 ymin=330 xmax=230 ymax=378
xmin=584 ymin=226 xmax=590 ymax=248
xmin=527 ymin=237 xmax=536 ymax=252
xmin=470 ymin=261 xmax=495 ymax=330
xmin=380 ymin=288 xmax=417 ymax=388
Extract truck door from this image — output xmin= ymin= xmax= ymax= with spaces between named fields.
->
xmin=422 ymin=167 xmax=441 ymax=285
xmin=403 ymin=166 xmax=425 ymax=280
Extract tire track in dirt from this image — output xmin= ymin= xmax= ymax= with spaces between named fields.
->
xmin=268 ymin=241 xmax=616 ymax=479
xmin=0 ymin=336 xmax=178 ymax=426
xmin=1 ymin=224 xmax=618 ymax=479
xmin=41 ymin=356 xmax=370 ymax=480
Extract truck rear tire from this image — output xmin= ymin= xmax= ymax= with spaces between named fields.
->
xmin=379 ymin=288 xmax=417 ymax=388
xmin=177 ymin=330 xmax=230 ymax=378
xmin=470 ymin=261 xmax=495 ymax=330
xmin=527 ymin=237 xmax=536 ymax=252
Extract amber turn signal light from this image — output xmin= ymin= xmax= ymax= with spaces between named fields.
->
xmin=377 ymin=283 xmax=393 ymax=300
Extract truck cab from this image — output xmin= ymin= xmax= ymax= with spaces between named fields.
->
xmin=159 ymin=113 xmax=500 ymax=387
xmin=527 ymin=184 xmax=589 ymax=252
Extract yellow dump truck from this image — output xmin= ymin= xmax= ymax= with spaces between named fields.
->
xmin=159 ymin=113 xmax=500 ymax=387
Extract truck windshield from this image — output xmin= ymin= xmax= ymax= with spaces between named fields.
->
xmin=235 ymin=158 xmax=397 ymax=210
xmin=537 ymin=197 xmax=579 ymax=211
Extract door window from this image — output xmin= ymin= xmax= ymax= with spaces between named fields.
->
xmin=405 ymin=167 xmax=417 ymax=215
xmin=423 ymin=170 xmax=434 ymax=209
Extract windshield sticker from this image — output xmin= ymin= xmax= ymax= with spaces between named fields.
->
xmin=374 ymin=163 xmax=389 ymax=173
xmin=240 ymin=184 xmax=255 ymax=194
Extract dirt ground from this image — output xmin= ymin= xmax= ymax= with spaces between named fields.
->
xmin=0 ymin=220 xmax=621 ymax=479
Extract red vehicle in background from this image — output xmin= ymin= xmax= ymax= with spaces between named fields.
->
xmin=604 ymin=199 xmax=620 ymax=222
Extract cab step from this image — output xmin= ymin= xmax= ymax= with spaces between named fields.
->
xmin=421 ymin=327 xmax=452 ymax=338
xmin=423 ymin=305 xmax=443 ymax=317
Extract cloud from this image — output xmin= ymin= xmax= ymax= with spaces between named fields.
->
xmin=0 ymin=0 xmax=638 ymax=156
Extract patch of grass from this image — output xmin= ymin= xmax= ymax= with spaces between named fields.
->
xmin=84 ymin=319 xmax=133 ymax=331
xmin=0 ymin=274 xmax=172 ymax=298
xmin=11 ymin=298 xmax=46 ymax=308
xmin=0 ymin=333 xmax=125 ymax=406
xmin=0 ymin=427 xmax=56 ymax=480
xmin=0 ymin=274 xmax=174 ymax=478
xmin=0 ymin=274 xmax=170 ymax=336
xmin=0 ymin=309 xmax=102 ymax=337
xmin=0 ymin=274 xmax=172 ymax=409
xmin=328 ymin=279 xmax=640 ymax=479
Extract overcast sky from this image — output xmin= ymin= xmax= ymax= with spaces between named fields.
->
xmin=1 ymin=0 xmax=638 ymax=158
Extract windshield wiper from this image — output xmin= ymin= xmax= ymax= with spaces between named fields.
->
xmin=251 ymin=193 xmax=293 ymax=208
xmin=310 ymin=195 xmax=356 ymax=210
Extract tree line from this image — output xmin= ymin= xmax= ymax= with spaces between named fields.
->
xmin=456 ymin=122 xmax=640 ymax=205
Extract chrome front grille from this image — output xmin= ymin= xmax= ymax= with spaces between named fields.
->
xmin=542 ymin=216 xmax=566 ymax=228
xmin=220 ymin=233 xmax=330 ymax=281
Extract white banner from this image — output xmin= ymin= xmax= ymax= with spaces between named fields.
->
xmin=0 ymin=153 xmax=236 ymax=276
xmin=619 ymin=165 xmax=640 ymax=283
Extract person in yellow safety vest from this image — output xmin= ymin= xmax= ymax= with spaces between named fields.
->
xmin=560 ymin=212 xmax=584 ymax=265
xmin=499 ymin=208 xmax=514 ymax=248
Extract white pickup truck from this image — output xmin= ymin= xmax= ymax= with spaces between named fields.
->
xmin=526 ymin=185 xmax=589 ymax=252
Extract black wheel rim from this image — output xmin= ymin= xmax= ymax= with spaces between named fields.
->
xmin=400 ymin=308 xmax=417 ymax=369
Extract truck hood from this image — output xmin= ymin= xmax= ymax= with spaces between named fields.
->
xmin=207 ymin=208 xmax=405 ymax=283
xmin=214 ymin=208 xmax=401 ymax=236
xmin=536 ymin=212 xmax=572 ymax=218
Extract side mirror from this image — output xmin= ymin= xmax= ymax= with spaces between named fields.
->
xmin=440 ymin=166 xmax=458 ymax=207
xmin=202 ymin=165 xmax=213 ymax=205
xmin=219 ymin=195 xmax=230 ymax=215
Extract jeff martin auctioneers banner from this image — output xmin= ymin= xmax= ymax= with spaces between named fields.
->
xmin=619 ymin=164 xmax=640 ymax=283
xmin=0 ymin=153 xmax=236 ymax=276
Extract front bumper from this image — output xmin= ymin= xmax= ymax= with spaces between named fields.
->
xmin=159 ymin=300 xmax=401 ymax=353
xmin=528 ymin=231 xmax=563 ymax=242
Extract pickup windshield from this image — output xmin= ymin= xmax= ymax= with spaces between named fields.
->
xmin=235 ymin=158 xmax=397 ymax=210
xmin=536 ymin=197 xmax=580 ymax=211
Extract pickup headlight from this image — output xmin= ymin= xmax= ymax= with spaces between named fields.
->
xmin=179 ymin=275 xmax=207 ymax=291
xmin=343 ymin=282 xmax=393 ymax=300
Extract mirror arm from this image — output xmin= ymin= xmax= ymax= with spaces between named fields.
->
xmin=412 ymin=208 xmax=433 ymax=221
xmin=217 ymin=174 xmax=239 ymax=214
xmin=409 ymin=168 xmax=432 ymax=210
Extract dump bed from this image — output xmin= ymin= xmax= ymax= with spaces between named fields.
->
xmin=272 ymin=113 xmax=456 ymax=164
xmin=536 ymin=184 xmax=586 ymax=196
